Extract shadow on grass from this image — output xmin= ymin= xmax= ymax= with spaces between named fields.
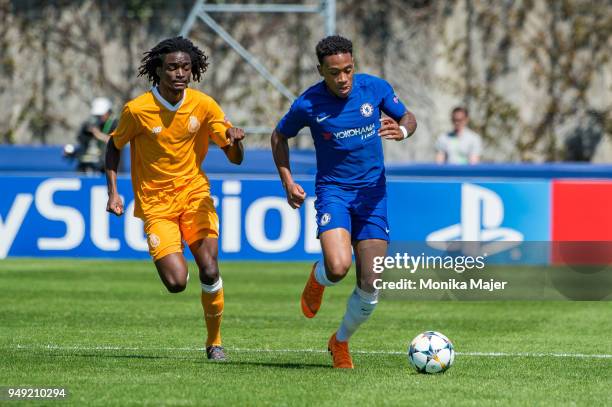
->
xmin=225 ymin=360 xmax=332 ymax=369
xmin=46 ymin=352 xmax=193 ymax=360
xmin=44 ymin=352 xmax=332 ymax=369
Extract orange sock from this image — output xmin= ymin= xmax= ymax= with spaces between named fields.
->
xmin=201 ymin=288 xmax=224 ymax=346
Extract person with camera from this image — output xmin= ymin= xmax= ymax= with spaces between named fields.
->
xmin=73 ymin=97 xmax=117 ymax=174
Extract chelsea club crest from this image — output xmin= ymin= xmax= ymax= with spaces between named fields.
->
xmin=360 ymin=103 xmax=373 ymax=117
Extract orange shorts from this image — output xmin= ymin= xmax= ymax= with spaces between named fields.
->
xmin=143 ymin=195 xmax=219 ymax=261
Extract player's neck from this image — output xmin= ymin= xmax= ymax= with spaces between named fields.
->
xmin=323 ymin=82 xmax=350 ymax=99
xmin=157 ymin=85 xmax=184 ymax=105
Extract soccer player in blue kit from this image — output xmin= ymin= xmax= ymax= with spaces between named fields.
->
xmin=271 ymin=35 xmax=417 ymax=368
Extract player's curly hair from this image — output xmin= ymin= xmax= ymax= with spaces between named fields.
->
xmin=315 ymin=35 xmax=353 ymax=64
xmin=138 ymin=36 xmax=209 ymax=85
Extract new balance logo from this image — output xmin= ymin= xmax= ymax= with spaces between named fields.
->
xmin=426 ymin=184 xmax=523 ymax=255
xmin=152 ymin=126 xmax=162 ymax=135
xmin=316 ymin=114 xmax=331 ymax=123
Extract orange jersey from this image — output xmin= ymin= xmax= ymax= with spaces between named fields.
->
xmin=111 ymin=87 xmax=231 ymax=219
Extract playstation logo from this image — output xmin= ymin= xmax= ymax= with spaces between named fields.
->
xmin=426 ymin=184 xmax=523 ymax=256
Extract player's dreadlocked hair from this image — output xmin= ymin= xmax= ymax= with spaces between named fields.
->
xmin=138 ymin=36 xmax=209 ymax=85
xmin=315 ymin=35 xmax=353 ymax=64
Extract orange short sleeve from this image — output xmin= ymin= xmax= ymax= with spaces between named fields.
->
xmin=111 ymin=105 xmax=140 ymax=149
xmin=205 ymin=98 xmax=231 ymax=148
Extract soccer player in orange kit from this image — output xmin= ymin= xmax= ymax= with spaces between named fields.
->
xmin=105 ymin=37 xmax=245 ymax=361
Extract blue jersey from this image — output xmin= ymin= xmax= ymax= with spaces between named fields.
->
xmin=276 ymin=73 xmax=407 ymax=190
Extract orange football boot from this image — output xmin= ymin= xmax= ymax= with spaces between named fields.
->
xmin=328 ymin=332 xmax=354 ymax=368
xmin=300 ymin=262 xmax=325 ymax=318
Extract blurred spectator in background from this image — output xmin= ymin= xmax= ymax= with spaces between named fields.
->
xmin=564 ymin=110 xmax=604 ymax=162
xmin=435 ymin=107 xmax=482 ymax=164
xmin=65 ymin=97 xmax=117 ymax=174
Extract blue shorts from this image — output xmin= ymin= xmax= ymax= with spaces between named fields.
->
xmin=315 ymin=186 xmax=389 ymax=241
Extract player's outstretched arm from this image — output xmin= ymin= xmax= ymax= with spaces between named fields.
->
xmin=222 ymin=127 xmax=245 ymax=165
xmin=271 ymin=129 xmax=306 ymax=209
xmin=105 ymin=138 xmax=124 ymax=216
xmin=379 ymin=111 xmax=417 ymax=141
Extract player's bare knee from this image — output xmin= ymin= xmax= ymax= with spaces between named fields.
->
xmin=198 ymin=262 xmax=219 ymax=285
xmin=199 ymin=269 xmax=219 ymax=285
xmin=326 ymin=258 xmax=351 ymax=281
xmin=155 ymin=254 xmax=188 ymax=293
xmin=163 ymin=271 xmax=187 ymax=293
xmin=165 ymin=279 xmax=187 ymax=293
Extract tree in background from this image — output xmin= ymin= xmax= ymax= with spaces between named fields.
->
xmin=441 ymin=0 xmax=611 ymax=161
xmin=0 ymin=0 xmax=610 ymax=162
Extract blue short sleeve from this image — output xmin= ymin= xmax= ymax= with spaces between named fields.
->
xmin=376 ymin=78 xmax=408 ymax=121
xmin=276 ymin=98 xmax=307 ymax=138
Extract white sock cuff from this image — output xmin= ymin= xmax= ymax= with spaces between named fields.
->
xmin=201 ymin=278 xmax=223 ymax=294
xmin=355 ymin=286 xmax=379 ymax=304
xmin=314 ymin=260 xmax=336 ymax=286
xmin=336 ymin=287 xmax=377 ymax=342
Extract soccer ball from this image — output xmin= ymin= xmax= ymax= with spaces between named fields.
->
xmin=408 ymin=331 xmax=455 ymax=374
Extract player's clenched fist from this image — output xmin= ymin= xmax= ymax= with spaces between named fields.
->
xmin=285 ymin=182 xmax=306 ymax=209
xmin=106 ymin=194 xmax=124 ymax=216
xmin=378 ymin=117 xmax=402 ymax=140
xmin=226 ymin=127 xmax=246 ymax=145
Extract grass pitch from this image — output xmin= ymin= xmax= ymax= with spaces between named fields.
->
xmin=1 ymin=259 xmax=611 ymax=406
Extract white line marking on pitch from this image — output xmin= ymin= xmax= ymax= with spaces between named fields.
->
xmin=9 ymin=344 xmax=612 ymax=359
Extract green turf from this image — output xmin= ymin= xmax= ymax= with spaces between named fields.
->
xmin=1 ymin=259 xmax=611 ymax=406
